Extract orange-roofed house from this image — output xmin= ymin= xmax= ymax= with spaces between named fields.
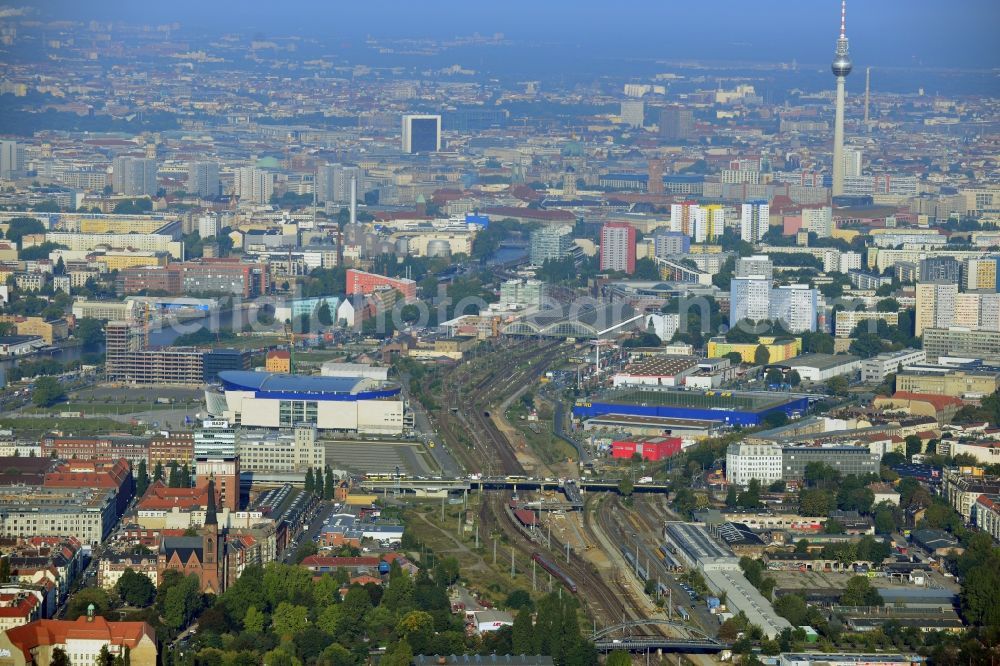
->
xmin=265 ymin=349 xmax=291 ymax=374
xmin=0 ymin=615 xmax=157 ymax=666
xmin=0 ymin=593 xmax=41 ymax=632
xmin=874 ymin=392 xmax=964 ymax=424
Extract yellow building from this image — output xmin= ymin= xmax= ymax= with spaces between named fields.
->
xmin=688 ymin=244 xmax=723 ymax=254
xmin=90 ymin=251 xmax=169 ymax=272
xmin=896 ymin=370 xmax=1000 ymax=398
xmin=0 ymin=316 xmax=69 ymax=345
xmin=265 ymin=350 xmax=292 ymax=373
xmin=832 ymin=227 xmax=861 ymax=244
xmin=965 ymin=258 xmax=997 ymax=291
xmin=707 ymin=336 xmax=802 ymax=363
xmin=79 ymin=217 xmax=168 ymax=234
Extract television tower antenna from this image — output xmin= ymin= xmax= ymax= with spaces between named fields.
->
xmin=830 ymin=0 xmax=853 ymax=197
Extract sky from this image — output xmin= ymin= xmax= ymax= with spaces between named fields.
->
xmin=23 ymin=0 xmax=1000 ymax=70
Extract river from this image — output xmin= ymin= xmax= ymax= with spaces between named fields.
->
xmin=0 ymin=308 xmax=259 ymax=386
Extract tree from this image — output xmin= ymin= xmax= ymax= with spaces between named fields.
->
xmin=314 ymin=466 xmax=324 ymax=499
xmin=397 ymin=610 xmax=435 ymax=654
xmin=293 ymin=540 xmax=318 ymax=564
xmin=32 ymin=376 xmax=66 ymax=407
xmin=324 ymin=467 xmax=335 ymax=500
xmin=874 ymin=507 xmax=897 ymax=535
xmin=841 ymin=575 xmax=883 ymax=606
xmin=74 ymin=318 xmax=104 ymax=347
xmin=0 ymin=557 xmax=9 ymax=584
xmin=787 ymin=370 xmax=802 ymax=387
xmin=774 ymin=594 xmax=809 ymax=627
xmin=66 ymin=587 xmax=112 ymax=620
xmin=51 ymin=648 xmax=71 ymax=666
xmin=511 ymin=609 xmax=534 ymax=654
xmin=737 ymin=479 xmax=762 ymax=509
xmin=799 ymin=489 xmax=835 ymax=516
xmin=135 ymin=459 xmax=149 ymax=498
xmin=826 ymin=375 xmax=849 ymax=396
xmin=380 ymin=640 xmax=413 ymax=666
xmin=317 ymin=302 xmax=333 ymax=327
xmin=725 ymin=486 xmax=738 ymax=508
xmin=304 ymin=468 xmax=315 ymax=494
xmin=317 ymin=643 xmax=355 ymax=666
xmin=272 ymin=602 xmax=309 ymax=638
xmin=904 ymin=435 xmax=923 ymax=458
xmin=506 ymin=590 xmax=533 ymax=611
xmin=617 ymin=476 xmax=634 ymax=497
xmin=795 ymin=539 xmax=810 ymax=554
xmin=4 ymin=216 xmax=45 ymax=247
xmin=606 ymin=652 xmax=631 ymax=666
xmin=765 ymin=368 xmax=784 ymax=385
xmin=753 ymin=344 xmax=770 ymax=366
xmin=97 ymin=646 xmax=114 ymax=666
xmin=242 ymin=605 xmax=266 ymax=634
xmin=849 ymin=333 xmax=886 ymax=359
xmin=115 ymin=568 xmax=156 ymax=607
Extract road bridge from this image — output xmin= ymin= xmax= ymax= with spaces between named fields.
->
xmin=358 ymin=476 xmax=669 ymax=496
xmin=592 ymin=620 xmax=727 ymax=654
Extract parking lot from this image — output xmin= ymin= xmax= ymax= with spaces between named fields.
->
xmin=323 ymin=439 xmax=437 ymax=476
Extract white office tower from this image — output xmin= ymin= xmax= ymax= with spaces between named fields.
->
xmin=316 ymin=164 xmax=362 ymax=204
xmin=736 ymin=255 xmax=774 ymax=279
xmin=670 ymin=202 xmax=699 ymax=237
xmin=620 ymin=100 xmax=645 ymax=128
xmin=770 ymin=284 xmax=818 ymax=333
xmin=194 ymin=420 xmax=238 ymax=458
xmin=803 ymin=206 xmax=834 ymax=237
xmin=740 ymin=201 xmax=769 ymax=243
xmin=730 ymin=276 xmax=772 ymax=327
xmin=831 ymin=1 xmax=853 ymax=196
xmin=0 ymin=140 xmax=23 ymax=180
xmin=187 ymin=161 xmax=220 ymax=198
xmin=726 ymin=442 xmax=783 ymax=486
xmin=197 ymin=214 xmax=221 ymax=239
xmin=234 ymin=167 xmax=274 ymax=204
xmin=111 ymin=156 xmax=158 ymax=196
xmin=843 ymin=147 xmax=863 ymax=178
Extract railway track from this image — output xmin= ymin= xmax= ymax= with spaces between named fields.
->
xmin=478 ymin=490 xmax=627 ymax=626
xmin=437 ymin=339 xmax=561 ymax=476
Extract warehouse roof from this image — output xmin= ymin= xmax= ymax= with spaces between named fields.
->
xmin=780 ymin=353 xmax=860 ymax=370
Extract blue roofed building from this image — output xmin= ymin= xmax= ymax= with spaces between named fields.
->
xmin=205 ymin=370 xmax=406 ymax=435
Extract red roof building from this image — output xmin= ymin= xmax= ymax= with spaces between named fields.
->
xmin=0 ymin=616 xmax=158 ymax=666
xmin=611 ymin=436 xmax=682 ymax=461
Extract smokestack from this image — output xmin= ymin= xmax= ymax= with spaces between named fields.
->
xmin=349 ymin=176 xmax=357 ymax=226
xmin=864 ymin=67 xmax=871 ymax=129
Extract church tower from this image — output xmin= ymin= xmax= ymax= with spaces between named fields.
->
xmin=201 ymin=478 xmax=222 ymax=594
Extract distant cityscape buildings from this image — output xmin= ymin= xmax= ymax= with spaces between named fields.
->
xmin=112 ymin=157 xmax=158 ymax=197
xmin=187 ymin=161 xmax=220 ymax=198
xmin=401 ymin=114 xmax=442 ymax=153
xmin=599 ymin=222 xmax=636 ymax=274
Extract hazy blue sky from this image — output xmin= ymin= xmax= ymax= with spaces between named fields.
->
xmin=27 ymin=0 xmax=1000 ymax=70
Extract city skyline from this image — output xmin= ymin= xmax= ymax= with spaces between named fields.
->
xmin=22 ymin=0 xmax=1000 ymax=70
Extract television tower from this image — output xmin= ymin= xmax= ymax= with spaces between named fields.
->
xmin=831 ymin=0 xmax=852 ymax=197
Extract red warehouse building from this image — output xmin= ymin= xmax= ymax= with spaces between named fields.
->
xmin=346 ymin=269 xmax=417 ymax=302
xmin=611 ymin=436 xmax=682 ymax=461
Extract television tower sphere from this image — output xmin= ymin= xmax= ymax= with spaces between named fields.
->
xmin=832 ymin=53 xmax=852 ymax=78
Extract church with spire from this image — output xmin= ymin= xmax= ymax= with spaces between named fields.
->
xmin=157 ymin=478 xmax=223 ymax=594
